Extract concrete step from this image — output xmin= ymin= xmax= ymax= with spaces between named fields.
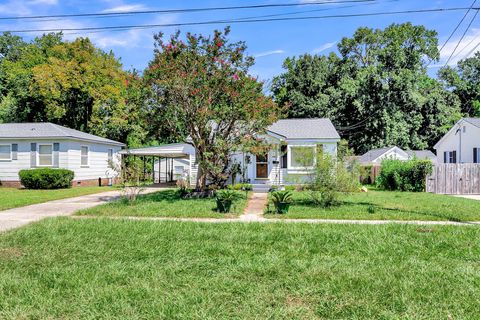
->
xmin=251 ymin=184 xmax=272 ymax=193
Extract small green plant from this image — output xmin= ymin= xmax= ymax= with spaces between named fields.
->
xmin=228 ymin=183 xmax=253 ymax=191
xmin=216 ymin=190 xmax=242 ymax=213
xmin=19 ymin=168 xmax=74 ymax=189
xmin=176 ymin=178 xmax=191 ymax=198
xmin=367 ymin=205 xmax=376 ymax=214
xmin=271 ymin=190 xmax=293 ymax=214
xmin=284 ymin=185 xmax=296 ymax=192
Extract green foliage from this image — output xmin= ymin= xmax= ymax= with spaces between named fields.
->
xmin=272 ymin=23 xmax=461 ymax=153
xmin=439 ymin=51 xmax=480 ymax=117
xmin=228 ymin=183 xmax=253 ymax=191
xmin=18 ymin=168 xmax=74 ymax=189
xmin=144 ymin=28 xmax=279 ymax=189
xmin=271 ymin=190 xmax=293 ymax=204
xmin=359 ymin=165 xmax=374 ymax=185
xmin=376 ymin=159 xmax=433 ymax=192
xmin=307 ymin=152 xmax=360 ymax=207
xmin=0 ymin=32 xmax=144 ymax=144
xmin=216 ymin=189 xmax=243 ymax=202
xmin=284 ymin=185 xmax=296 ymax=191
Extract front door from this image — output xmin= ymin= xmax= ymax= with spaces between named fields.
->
xmin=256 ymin=154 xmax=268 ymax=179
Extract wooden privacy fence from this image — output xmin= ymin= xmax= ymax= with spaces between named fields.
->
xmin=426 ymin=164 xmax=480 ymax=194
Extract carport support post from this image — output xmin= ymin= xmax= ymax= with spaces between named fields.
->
xmin=143 ymin=156 xmax=146 ymax=181
xmin=171 ymin=158 xmax=174 ymax=182
xmin=152 ymin=156 xmax=155 ymax=182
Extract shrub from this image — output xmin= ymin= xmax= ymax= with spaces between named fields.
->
xmin=228 ymin=183 xmax=252 ymax=191
xmin=271 ymin=190 xmax=293 ymax=214
xmin=284 ymin=185 xmax=296 ymax=191
xmin=306 ymin=153 xmax=360 ymax=207
xmin=19 ymin=168 xmax=74 ymax=189
xmin=376 ymin=159 xmax=433 ymax=192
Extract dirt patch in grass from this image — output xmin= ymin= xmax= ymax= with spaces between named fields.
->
xmin=0 ymin=247 xmax=23 ymax=259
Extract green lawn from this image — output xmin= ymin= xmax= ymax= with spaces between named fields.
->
xmin=0 ymin=187 xmax=114 ymax=211
xmin=265 ymin=190 xmax=480 ymax=222
xmin=1 ymin=218 xmax=479 ymax=319
xmin=77 ymin=189 xmax=249 ymax=219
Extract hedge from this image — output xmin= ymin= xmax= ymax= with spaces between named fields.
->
xmin=376 ymin=159 xmax=433 ymax=192
xmin=19 ymin=168 xmax=74 ymax=189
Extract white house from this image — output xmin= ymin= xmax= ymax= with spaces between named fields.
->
xmin=359 ymin=146 xmax=436 ymax=165
xmin=121 ymin=118 xmax=340 ymax=189
xmin=0 ymin=123 xmax=124 ymax=187
xmin=434 ymin=118 xmax=480 ymax=163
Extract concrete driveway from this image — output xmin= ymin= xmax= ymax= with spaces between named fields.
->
xmin=0 ymin=188 xmax=162 ymax=233
xmin=453 ymin=195 xmax=480 ymax=201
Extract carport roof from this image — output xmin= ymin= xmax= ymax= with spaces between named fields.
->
xmin=119 ymin=143 xmax=194 ymax=158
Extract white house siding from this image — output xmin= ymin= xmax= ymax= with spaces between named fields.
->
xmin=66 ymin=141 xmax=122 ymax=181
xmin=0 ymin=139 xmax=69 ymax=181
xmin=372 ymin=148 xmax=409 ymax=164
xmin=435 ymin=121 xmax=480 ymax=163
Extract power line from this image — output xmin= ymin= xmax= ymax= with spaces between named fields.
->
xmin=2 ymin=7 xmax=476 ymax=34
xmin=0 ymin=0 xmax=376 ymax=21
xmin=444 ymin=8 xmax=479 ymax=66
xmin=438 ymin=0 xmax=477 ymax=54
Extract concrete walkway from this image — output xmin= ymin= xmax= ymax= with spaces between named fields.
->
xmin=239 ymin=193 xmax=268 ymax=221
xmin=0 ymin=188 xmax=162 ymax=233
xmin=454 ymin=194 xmax=480 ymax=201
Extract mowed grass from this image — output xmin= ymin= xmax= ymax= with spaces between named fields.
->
xmin=265 ymin=190 xmax=480 ymax=221
xmin=0 ymin=187 xmax=113 ymax=211
xmin=0 ymin=218 xmax=480 ymax=319
xmin=77 ymin=189 xmax=249 ymax=218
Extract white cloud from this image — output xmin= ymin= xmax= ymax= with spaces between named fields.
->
xmin=438 ymin=28 xmax=480 ymax=67
xmin=312 ymin=41 xmax=336 ymax=54
xmin=102 ymin=4 xmax=147 ymax=13
xmin=28 ymin=0 xmax=58 ymax=5
xmin=254 ymin=50 xmax=285 ymax=58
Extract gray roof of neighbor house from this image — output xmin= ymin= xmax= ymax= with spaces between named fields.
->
xmin=359 ymin=146 xmax=396 ymax=164
xmin=0 ymin=122 xmax=124 ymax=146
xmin=267 ymin=118 xmax=340 ymax=140
xmin=406 ymin=150 xmax=437 ymax=161
xmin=464 ymin=118 xmax=480 ymax=128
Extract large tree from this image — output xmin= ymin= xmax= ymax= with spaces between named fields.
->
xmin=0 ymin=32 xmax=143 ymax=144
xmin=272 ymin=23 xmax=461 ymax=154
xmin=144 ymin=28 xmax=279 ymax=189
xmin=439 ymin=52 xmax=480 ymax=117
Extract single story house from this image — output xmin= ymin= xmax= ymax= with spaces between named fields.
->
xmin=121 ymin=118 xmax=341 ymax=189
xmin=0 ymin=123 xmax=124 ymax=187
xmin=434 ymin=118 xmax=480 ymax=163
xmin=359 ymin=146 xmax=436 ymax=165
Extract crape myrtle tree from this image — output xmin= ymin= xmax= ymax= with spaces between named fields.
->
xmin=144 ymin=27 xmax=280 ymax=190
xmin=272 ymin=23 xmax=461 ymax=154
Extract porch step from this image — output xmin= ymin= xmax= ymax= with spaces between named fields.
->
xmin=251 ymin=184 xmax=272 ymax=193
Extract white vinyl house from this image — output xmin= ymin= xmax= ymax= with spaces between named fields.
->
xmin=359 ymin=146 xmax=437 ymax=165
xmin=121 ymin=118 xmax=341 ymax=190
xmin=0 ymin=123 xmax=124 ymax=187
xmin=434 ymin=118 xmax=480 ymax=163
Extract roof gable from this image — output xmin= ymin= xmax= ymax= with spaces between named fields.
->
xmin=434 ymin=118 xmax=480 ymax=149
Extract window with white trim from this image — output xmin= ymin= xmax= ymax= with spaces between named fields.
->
xmin=0 ymin=144 xmax=11 ymax=161
xmin=289 ymin=146 xmax=316 ymax=169
xmin=38 ymin=144 xmax=53 ymax=166
xmin=81 ymin=146 xmax=89 ymax=166
xmin=444 ymin=151 xmax=457 ymax=163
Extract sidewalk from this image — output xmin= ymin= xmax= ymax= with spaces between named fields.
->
xmin=0 ymin=188 xmax=162 ymax=233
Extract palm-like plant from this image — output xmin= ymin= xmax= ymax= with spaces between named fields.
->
xmin=271 ymin=190 xmax=293 ymax=204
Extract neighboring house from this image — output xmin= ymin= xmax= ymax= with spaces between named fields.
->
xmin=0 ymin=123 xmax=124 ymax=187
xmin=121 ymin=118 xmax=341 ymax=188
xmin=359 ymin=146 xmax=436 ymax=165
xmin=434 ymin=118 xmax=480 ymax=164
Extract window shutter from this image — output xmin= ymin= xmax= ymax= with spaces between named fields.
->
xmin=53 ymin=143 xmax=60 ymax=168
xmin=11 ymin=144 xmax=18 ymax=160
xmin=444 ymin=152 xmax=447 ymax=163
xmin=30 ymin=143 xmax=37 ymax=167
xmin=453 ymin=151 xmax=457 ymax=163
xmin=474 ymin=148 xmax=478 ymax=164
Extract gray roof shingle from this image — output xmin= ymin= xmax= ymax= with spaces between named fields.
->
xmin=406 ymin=150 xmax=437 ymax=161
xmin=359 ymin=147 xmax=395 ymax=163
xmin=0 ymin=122 xmax=124 ymax=146
xmin=267 ymin=118 xmax=340 ymax=140
xmin=464 ymin=118 xmax=480 ymax=128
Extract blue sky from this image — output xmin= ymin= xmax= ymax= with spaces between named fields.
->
xmin=0 ymin=0 xmax=477 ymax=81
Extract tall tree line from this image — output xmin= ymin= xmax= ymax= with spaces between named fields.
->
xmin=1 ymin=24 xmax=480 ymax=155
